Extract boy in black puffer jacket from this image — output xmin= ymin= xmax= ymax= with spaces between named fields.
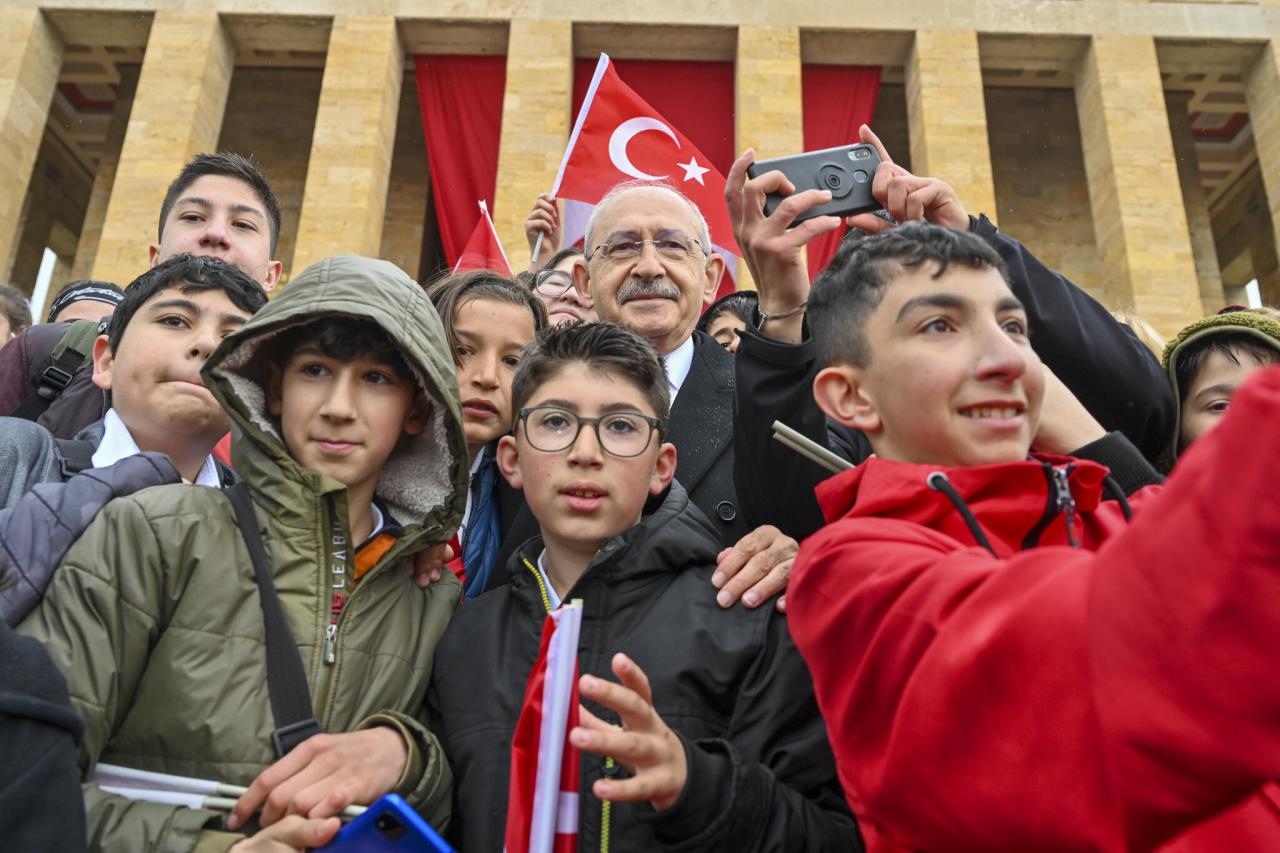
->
xmin=428 ymin=321 xmax=859 ymax=852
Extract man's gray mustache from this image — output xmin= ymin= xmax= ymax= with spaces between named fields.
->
xmin=618 ymin=279 xmax=680 ymax=304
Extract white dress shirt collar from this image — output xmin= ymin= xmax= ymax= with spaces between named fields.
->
xmin=663 ymin=335 xmax=696 ymax=401
xmin=90 ymin=408 xmax=222 ymax=488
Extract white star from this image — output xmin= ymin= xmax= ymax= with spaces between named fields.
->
xmin=678 ymin=156 xmax=710 ymax=185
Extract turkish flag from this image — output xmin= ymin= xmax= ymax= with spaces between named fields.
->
xmin=505 ymin=603 xmax=583 ymax=853
xmin=551 ymin=54 xmax=742 ymax=265
xmin=452 ymin=200 xmax=513 ymax=277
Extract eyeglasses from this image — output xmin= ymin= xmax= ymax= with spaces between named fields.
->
xmin=517 ymin=405 xmax=661 ymax=458
xmin=585 ymin=233 xmax=704 ymax=264
xmin=533 ymin=269 xmax=575 ymax=298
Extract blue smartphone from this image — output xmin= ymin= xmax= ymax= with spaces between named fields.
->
xmin=320 ymin=794 xmax=455 ymax=853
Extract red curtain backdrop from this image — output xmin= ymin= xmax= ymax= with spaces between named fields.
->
xmin=414 ymin=56 xmax=507 ymax=267
xmin=802 ymin=65 xmax=881 ymax=279
xmin=573 ymin=58 xmax=735 ymax=176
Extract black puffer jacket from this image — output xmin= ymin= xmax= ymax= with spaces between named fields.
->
xmin=1 ymin=451 xmax=178 ymax=625
xmin=428 ymin=481 xmax=860 ymax=853
xmin=0 ymin=618 xmax=86 ymax=851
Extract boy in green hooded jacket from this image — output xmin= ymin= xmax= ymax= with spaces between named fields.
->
xmin=19 ymin=255 xmax=469 ymax=852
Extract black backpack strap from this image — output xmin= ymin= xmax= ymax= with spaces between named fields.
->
xmin=11 ymin=320 xmax=105 ymax=422
xmin=223 ymin=481 xmax=323 ymax=757
xmin=13 ymin=347 xmax=87 ymax=421
xmin=54 ymin=439 xmax=97 ymax=479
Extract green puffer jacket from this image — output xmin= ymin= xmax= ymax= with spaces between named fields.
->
xmin=18 ymin=256 xmax=469 ymax=852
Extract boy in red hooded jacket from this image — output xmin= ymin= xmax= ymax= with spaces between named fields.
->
xmin=788 ymin=221 xmax=1280 ymax=853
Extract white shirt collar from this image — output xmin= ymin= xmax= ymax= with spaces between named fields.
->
xmin=535 ymin=549 xmax=564 ymax=611
xmin=663 ymin=335 xmax=696 ymax=400
xmin=91 ymin=408 xmax=222 ymax=488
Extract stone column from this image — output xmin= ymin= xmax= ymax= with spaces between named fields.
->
xmin=1246 ymin=39 xmax=1280 ymax=303
xmin=1165 ymin=93 xmax=1225 ymax=313
xmin=0 ymin=8 xmax=63 ymax=284
xmin=732 ymin=25 xmax=805 ymax=291
xmin=1075 ymin=35 xmax=1203 ymax=334
xmin=72 ymin=64 xmax=139 ymax=280
xmin=291 ymin=16 xmax=403 ymax=277
xmin=905 ymin=30 xmax=998 ymax=222
xmin=492 ymin=19 xmax=573 ymax=267
xmin=92 ymin=11 xmax=234 ymax=286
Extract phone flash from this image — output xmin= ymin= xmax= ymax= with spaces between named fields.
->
xmin=850 ymin=148 xmax=871 ymax=160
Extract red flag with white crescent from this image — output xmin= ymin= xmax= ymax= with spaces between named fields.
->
xmin=505 ymin=602 xmax=583 ymax=853
xmin=453 ymin=199 xmax=513 ymax=277
xmin=551 ymin=53 xmax=742 ymax=267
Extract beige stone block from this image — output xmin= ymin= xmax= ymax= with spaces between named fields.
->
xmin=92 ymin=11 xmax=234 ymax=287
xmin=73 ymin=64 xmax=138 ymax=281
xmin=1166 ymin=92 xmax=1224 ymax=312
xmin=906 ymin=30 xmax=997 ymax=222
xmin=493 ymin=19 xmax=573 ymax=268
xmin=291 ymin=16 xmax=403 ymax=277
xmin=0 ymin=8 xmax=63 ymax=281
xmin=735 ymin=26 xmax=803 ymax=160
xmin=1075 ymin=35 xmax=1204 ymax=335
xmin=380 ymin=71 xmax=430 ymax=280
xmin=1247 ymin=40 xmax=1280 ymax=296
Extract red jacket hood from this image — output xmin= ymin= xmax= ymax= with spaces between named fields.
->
xmin=814 ymin=453 xmax=1113 ymax=557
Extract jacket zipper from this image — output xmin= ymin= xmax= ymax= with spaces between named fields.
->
xmin=1052 ymin=464 xmax=1080 ymax=548
xmin=520 ymin=556 xmax=612 ymax=853
xmin=458 ymin=465 xmax=485 ymax=570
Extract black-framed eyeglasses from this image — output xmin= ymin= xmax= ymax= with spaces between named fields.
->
xmin=585 ymin=233 xmax=704 ymax=264
xmin=533 ymin=269 xmax=575 ymax=298
xmin=517 ymin=405 xmax=662 ymax=457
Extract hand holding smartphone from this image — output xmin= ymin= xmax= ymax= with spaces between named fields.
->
xmin=746 ymin=143 xmax=884 ymax=227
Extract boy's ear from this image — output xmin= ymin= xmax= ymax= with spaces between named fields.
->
xmin=401 ymin=395 xmax=430 ymax=437
xmin=813 ymin=364 xmax=881 ymax=434
xmin=91 ymin=335 xmax=114 ymax=392
xmin=496 ymin=434 xmax=522 ymax=490
xmin=649 ymin=441 xmax=677 ymax=495
xmin=263 ymin=361 xmax=284 ymax=417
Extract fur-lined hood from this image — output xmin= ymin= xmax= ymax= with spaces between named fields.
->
xmin=202 ymin=255 xmax=468 ymax=542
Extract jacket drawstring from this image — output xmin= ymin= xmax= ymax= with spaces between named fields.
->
xmin=1101 ymin=476 xmax=1134 ymax=520
xmin=927 ymin=472 xmax=998 ymax=557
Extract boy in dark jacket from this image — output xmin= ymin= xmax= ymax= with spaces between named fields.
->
xmin=429 ymin=321 xmax=858 ymax=852
xmin=787 ymin=222 xmax=1280 ymax=852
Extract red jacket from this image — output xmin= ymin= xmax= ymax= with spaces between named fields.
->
xmin=789 ymin=365 xmax=1280 ymax=853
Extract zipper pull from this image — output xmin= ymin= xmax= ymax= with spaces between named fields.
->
xmin=1053 ymin=466 xmax=1079 ymax=548
xmin=324 ymin=623 xmax=338 ymax=664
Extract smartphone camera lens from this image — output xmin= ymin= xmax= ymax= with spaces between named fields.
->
xmin=818 ymin=163 xmax=852 ymax=198
xmin=376 ymin=813 xmax=407 ymax=841
xmin=853 ymin=170 xmax=869 ymax=183
xmin=850 ymin=148 xmax=871 ymax=160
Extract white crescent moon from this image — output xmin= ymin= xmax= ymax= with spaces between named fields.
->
xmin=608 ymin=117 xmax=680 ymax=181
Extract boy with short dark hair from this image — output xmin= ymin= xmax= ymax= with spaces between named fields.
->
xmin=0 ymin=254 xmax=266 ymax=508
xmin=19 ymin=255 xmax=469 ymax=852
xmin=0 ymin=151 xmax=282 ymax=437
xmin=429 ymin=321 xmax=857 ymax=852
xmin=788 ymin=221 xmax=1280 ymax=852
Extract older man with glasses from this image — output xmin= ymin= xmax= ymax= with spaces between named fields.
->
xmin=492 ymin=180 xmax=799 ymax=612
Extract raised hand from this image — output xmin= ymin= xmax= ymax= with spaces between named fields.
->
xmin=571 ymin=653 xmax=688 ymax=812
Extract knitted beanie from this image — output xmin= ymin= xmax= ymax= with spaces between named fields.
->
xmin=1160 ymin=310 xmax=1280 ymax=466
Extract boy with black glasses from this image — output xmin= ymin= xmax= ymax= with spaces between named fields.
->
xmin=428 ymin=321 xmax=858 ymax=852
